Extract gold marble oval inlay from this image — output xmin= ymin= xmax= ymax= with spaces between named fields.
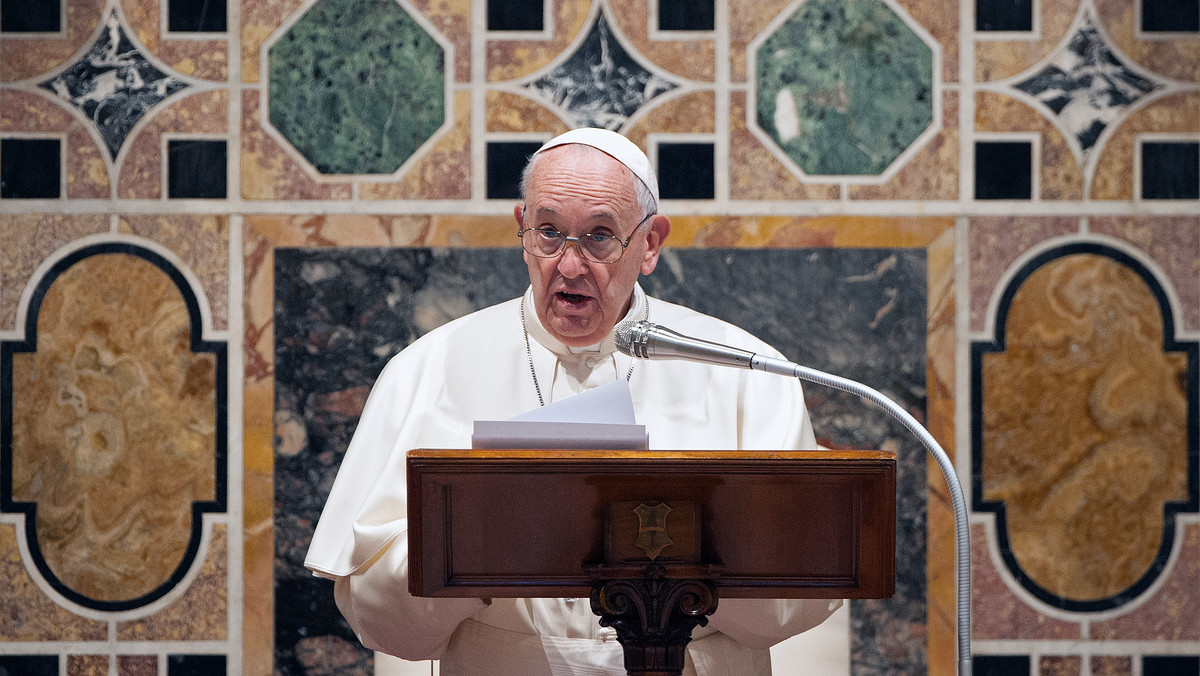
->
xmin=982 ymin=252 xmax=1189 ymax=602
xmin=10 ymin=251 xmax=218 ymax=604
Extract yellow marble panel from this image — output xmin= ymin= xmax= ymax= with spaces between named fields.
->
xmin=242 ymin=0 xmax=309 ymax=83
xmin=119 ymin=0 xmax=226 ymax=80
xmin=609 ymin=0 xmax=714 ymax=82
xmin=67 ymin=655 xmax=110 ymax=676
xmin=849 ymin=92 xmax=959 ymax=201
xmin=0 ymin=214 xmax=110 ymax=332
xmin=0 ymin=89 xmax=110 ymax=199
xmin=409 ymin=0 xmax=472 ymax=83
xmin=1095 ymin=0 xmax=1199 ymax=82
xmin=982 ymin=254 xmax=1189 ymax=601
xmin=666 ymin=215 xmax=952 ymax=249
xmin=1091 ymin=92 xmax=1200 ymax=201
xmin=487 ymin=0 xmax=593 ymax=82
xmin=975 ymin=0 xmax=1081 ymax=82
xmin=0 ymin=0 xmax=105 ymax=82
xmin=729 ymin=0 xmax=794 ymax=83
xmin=118 ymin=215 xmax=231 ymax=331
xmin=728 ymin=91 xmax=840 ymax=201
xmin=975 ymin=91 xmax=1083 ymax=200
xmin=240 ymin=91 xmax=353 ymax=200
xmin=0 ymin=524 xmax=108 ymax=641
xmin=360 ymin=90 xmax=472 ymax=201
xmin=625 ymin=91 xmax=717 ymax=146
xmin=118 ymin=89 xmax=228 ymax=199
xmin=486 ymin=91 xmax=571 ymax=133
xmin=118 ymin=525 xmax=228 ymax=640
xmin=10 ymin=253 xmax=218 ymax=603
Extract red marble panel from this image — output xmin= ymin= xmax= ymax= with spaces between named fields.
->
xmin=625 ymin=91 xmax=717 ymax=148
xmin=1091 ymin=525 xmax=1200 ymax=640
xmin=116 ymin=655 xmax=157 ymax=676
xmin=242 ymin=0 xmax=309 ymax=83
xmin=117 ymin=89 xmax=228 ymax=199
xmin=0 ymin=214 xmax=111 ymax=332
xmin=0 ymin=0 xmax=106 ymax=82
xmin=1090 ymin=216 xmax=1200 ymax=333
xmin=1042 ymin=655 xmax=1083 ymax=676
xmin=0 ymin=524 xmax=108 ymax=641
xmin=240 ymin=91 xmax=353 ymax=200
xmin=0 ymin=89 xmax=110 ymax=199
xmin=1091 ymin=655 xmax=1133 ymax=675
xmin=968 ymin=216 xmax=1080 ymax=333
xmin=895 ymin=0 xmax=959 ymax=84
xmin=970 ymin=524 xmax=1082 ymax=640
xmin=119 ymin=0 xmax=227 ymax=81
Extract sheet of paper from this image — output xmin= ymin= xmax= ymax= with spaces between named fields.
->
xmin=471 ymin=380 xmax=648 ymax=449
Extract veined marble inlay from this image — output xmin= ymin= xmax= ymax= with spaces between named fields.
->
xmin=1013 ymin=12 xmax=1161 ymax=161
xmin=39 ymin=12 xmax=188 ymax=159
xmin=974 ymin=246 xmax=1196 ymax=610
xmin=524 ymin=12 xmax=678 ymax=131
xmin=754 ymin=0 xmax=935 ymax=176
xmin=2 ymin=246 xmax=225 ymax=610
xmin=267 ymin=0 xmax=446 ymax=175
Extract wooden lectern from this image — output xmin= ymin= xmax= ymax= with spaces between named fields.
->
xmin=408 ymin=449 xmax=896 ymax=676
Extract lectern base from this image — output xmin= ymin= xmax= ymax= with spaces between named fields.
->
xmin=588 ymin=564 xmax=720 ymax=676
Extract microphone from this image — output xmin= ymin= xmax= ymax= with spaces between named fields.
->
xmin=613 ymin=320 xmax=799 ymax=376
xmin=614 ymin=318 xmax=974 ymax=675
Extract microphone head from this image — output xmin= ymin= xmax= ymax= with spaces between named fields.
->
xmin=614 ymin=320 xmax=638 ymax=356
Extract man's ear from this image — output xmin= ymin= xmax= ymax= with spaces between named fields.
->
xmin=514 ymin=203 xmax=525 ymax=228
xmin=640 ymin=214 xmax=671 ymax=275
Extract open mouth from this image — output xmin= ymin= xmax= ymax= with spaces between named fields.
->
xmin=557 ymin=291 xmax=589 ymax=305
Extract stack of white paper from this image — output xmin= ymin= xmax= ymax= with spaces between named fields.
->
xmin=471 ymin=380 xmax=648 ymax=449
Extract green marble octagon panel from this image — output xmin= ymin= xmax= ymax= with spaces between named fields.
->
xmin=755 ymin=0 xmax=935 ymax=176
xmin=268 ymin=0 xmax=446 ymax=175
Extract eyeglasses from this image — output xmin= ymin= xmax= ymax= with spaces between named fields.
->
xmin=518 ymin=211 xmax=655 ymax=264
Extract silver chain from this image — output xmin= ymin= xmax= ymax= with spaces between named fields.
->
xmin=521 ymin=300 xmax=644 ymax=407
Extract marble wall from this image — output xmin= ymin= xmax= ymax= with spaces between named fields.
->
xmin=0 ymin=0 xmax=1196 ymax=675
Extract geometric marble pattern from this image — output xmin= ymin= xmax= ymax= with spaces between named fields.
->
xmin=972 ymin=243 xmax=1198 ymax=611
xmin=754 ymin=0 xmax=935 ymax=176
xmin=1013 ymin=12 xmax=1161 ymax=162
xmin=525 ymin=12 xmax=677 ymax=131
xmin=1 ymin=243 xmax=227 ymax=611
xmin=39 ymin=12 xmax=188 ymax=160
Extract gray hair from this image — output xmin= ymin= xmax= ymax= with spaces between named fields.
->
xmin=518 ymin=144 xmax=657 ymax=221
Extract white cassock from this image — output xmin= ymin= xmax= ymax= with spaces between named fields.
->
xmin=304 ymin=283 xmax=842 ymax=675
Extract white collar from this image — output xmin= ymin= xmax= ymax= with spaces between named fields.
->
xmin=522 ymin=283 xmax=647 ymax=357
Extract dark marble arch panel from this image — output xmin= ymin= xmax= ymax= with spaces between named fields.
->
xmin=274 ymin=247 xmax=927 ymax=674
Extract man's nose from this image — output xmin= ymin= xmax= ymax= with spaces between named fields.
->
xmin=556 ymin=240 xmax=590 ymax=277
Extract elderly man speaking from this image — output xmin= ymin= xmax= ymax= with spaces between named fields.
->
xmin=304 ymin=128 xmax=840 ymax=675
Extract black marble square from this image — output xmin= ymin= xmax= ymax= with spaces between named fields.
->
xmin=976 ymin=0 xmax=1033 ymax=31
xmin=657 ymin=142 xmax=715 ymax=200
xmin=0 ymin=656 xmax=58 ymax=675
xmin=169 ymin=0 xmax=227 ymax=32
xmin=488 ymin=0 xmax=543 ymax=31
xmin=1144 ymin=655 xmax=1200 ymax=675
xmin=975 ymin=141 xmax=1032 ymax=200
xmin=659 ymin=0 xmax=715 ymax=31
xmin=168 ymin=140 xmax=227 ymax=199
xmin=168 ymin=654 xmax=226 ymax=676
xmin=1142 ymin=0 xmax=1200 ymax=32
xmin=1 ymin=138 xmax=61 ymax=198
xmin=1142 ymin=141 xmax=1199 ymax=199
xmin=487 ymin=141 xmax=543 ymax=200
xmin=2 ymin=0 xmax=60 ymax=32
xmin=974 ymin=655 xmax=1031 ymax=676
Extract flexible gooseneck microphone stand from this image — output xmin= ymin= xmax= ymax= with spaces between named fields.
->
xmin=617 ymin=320 xmax=973 ymax=676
